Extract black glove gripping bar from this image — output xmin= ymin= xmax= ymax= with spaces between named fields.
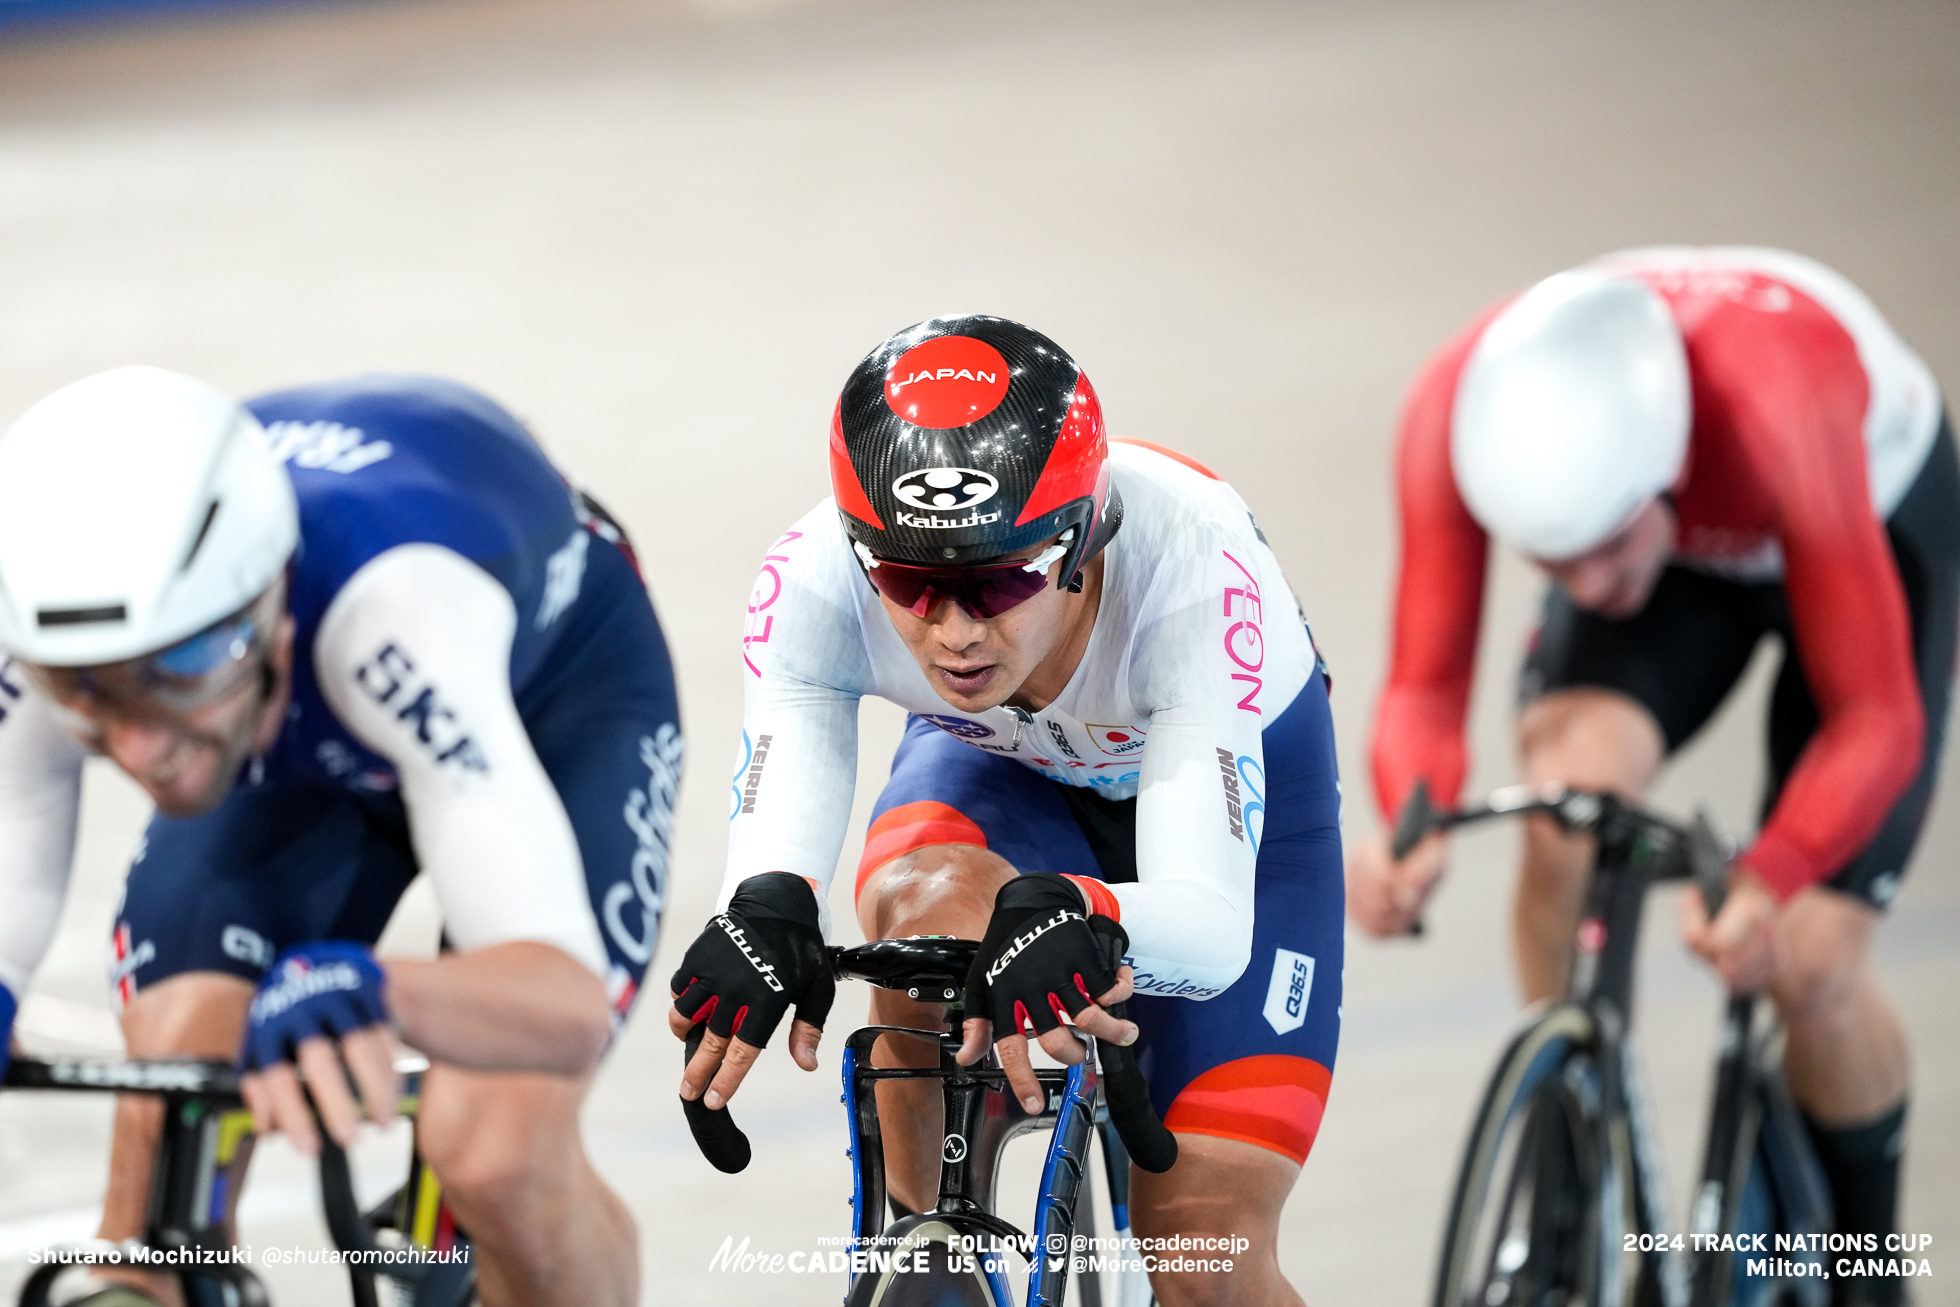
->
xmin=681 ymin=1025 xmax=752 ymax=1174
xmin=1095 ymin=1004 xmax=1178 ymax=1174
xmin=681 ymin=931 xmax=1180 ymax=1174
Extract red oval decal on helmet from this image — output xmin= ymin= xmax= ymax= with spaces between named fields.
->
xmin=884 ymin=336 xmax=1011 ymax=430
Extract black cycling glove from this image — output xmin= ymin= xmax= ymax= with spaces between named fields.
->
xmin=964 ymin=873 xmax=1128 ymax=1041
xmin=670 ymin=872 xmax=836 ymax=1047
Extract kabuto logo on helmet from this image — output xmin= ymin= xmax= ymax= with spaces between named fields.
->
xmin=884 ymin=336 xmax=1011 ymax=430
xmin=892 ymin=468 xmax=1000 ymax=512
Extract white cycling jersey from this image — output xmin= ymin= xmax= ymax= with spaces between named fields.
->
xmin=724 ymin=441 xmax=1320 ymax=996
xmin=0 ymin=546 xmax=611 ymax=1001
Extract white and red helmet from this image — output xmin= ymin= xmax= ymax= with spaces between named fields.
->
xmin=1452 ymin=271 xmax=1692 ymax=560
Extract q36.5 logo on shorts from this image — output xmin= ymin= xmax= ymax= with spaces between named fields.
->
xmin=892 ymin=468 xmax=1000 ymax=512
xmin=1261 ymin=948 xmax=1315 ymax=1036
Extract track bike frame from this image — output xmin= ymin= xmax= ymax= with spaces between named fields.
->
xmin=835 ymin=938 xmax=1154 ymax=1307
xmin=682 ymin=936 xmax=1169 ymax=1307
xmin=1400 ymin=783 xmax=1832 ymax=1307
xmin=1687 ymin=997 xmax=1831 ymax=1307
xmin=4 ymin=1055 xmax=474 ymax=1307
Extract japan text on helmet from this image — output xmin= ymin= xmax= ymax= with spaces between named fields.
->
xmin=1450 ymin=270 xmax=1691 ymax=561
xmin=830 ymin=315 xmax=1123 ymax=588
xmin=0 ymin=366 xmax=298 ymax=666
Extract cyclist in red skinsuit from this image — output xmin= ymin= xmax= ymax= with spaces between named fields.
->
xmin=1352 ymin=247 xmax=1955 ymax=1307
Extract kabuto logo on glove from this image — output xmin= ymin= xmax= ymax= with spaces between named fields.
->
xmin=715 ymin=915 xmax=787 ymax=993
xmin=672 ymin=873 xmax=836 ymax=1052
xmin=984 ymin=909 xmax=1085 ymax=985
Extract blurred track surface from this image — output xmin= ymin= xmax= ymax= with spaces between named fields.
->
xmin=1 ymin=1 xmax=1956 ymax=1303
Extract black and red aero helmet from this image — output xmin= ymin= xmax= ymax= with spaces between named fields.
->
xmin=830 ymin=315 xmax=1123 ymax=589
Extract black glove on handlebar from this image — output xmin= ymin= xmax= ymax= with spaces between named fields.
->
xmin=964 ymin=873 xmax=1128 ymax=1041
xmin=671 ymin=872 xmax=836 ymax=1047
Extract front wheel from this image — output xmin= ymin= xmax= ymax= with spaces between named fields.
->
xmin=844 ymin=1214 xmax=1017 ymax=1307
xmin=1434 ymin=1005 xmax=1639 ymax=1307
xmin=1695 ymin=1083 xmax=1831 ymax=1307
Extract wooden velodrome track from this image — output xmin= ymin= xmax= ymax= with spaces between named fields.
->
xmin=1 ymin=0 xmax=1956 ymax=1301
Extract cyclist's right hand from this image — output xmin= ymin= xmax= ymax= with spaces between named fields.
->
xmin=238 ymin=941 xmax=398 ymax=1155
xmin=669 ymin=872 xmax=836 ymax=1109
xmin=1346 ymin=830 xmax=1448 ymax=937
xmin=956 ymin=873 xmax=1138 ymax=1114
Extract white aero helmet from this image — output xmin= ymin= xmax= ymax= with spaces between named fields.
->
xmin=1450 ymin=269 xmax=1691 ymax=561
xmin=0 ymin=366 xmax=298 ymax=667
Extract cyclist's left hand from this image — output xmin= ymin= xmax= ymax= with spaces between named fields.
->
xmin=1680 ymin=870 xmax=1779 ymax=993
xmin=238 ymin=942 xmax=399 ymax=1154
xmin=957 ymin=873 xmax=1139 ymax=1114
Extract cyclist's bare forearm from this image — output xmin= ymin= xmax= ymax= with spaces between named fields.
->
xmin=387 ymin=940 xmax=610 ymax=1074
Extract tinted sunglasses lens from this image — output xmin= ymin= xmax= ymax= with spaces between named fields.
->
xmin=957 ymin=567 xmax=1051 ymax=618
xmin=152 ymin=617 xmax=255 ymax=679
xmin=863 ymin=565 xmax=938 ymax=616
xmin=865 ymin=561 xmax=1051 ymax=619
xmin=16 ymin=618 xmax=259 ymax=713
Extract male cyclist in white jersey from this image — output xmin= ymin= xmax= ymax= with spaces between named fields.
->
xmin=0 ymin=368 xmax=680 ymax=1307
xmin=668 ymin=316 xmax=1345 ymax=1307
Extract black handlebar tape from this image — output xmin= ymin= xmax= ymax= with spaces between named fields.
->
xmin=1390 ymin=778 xmax=1435 ymax=861
xmin=1095 ymin=1001 xmax=1178 ymax=1174
xmin=681 ymin=1026 xmax=752 ymax=1174
xmin=1687 ymin=810 xmax=1730 ymax=919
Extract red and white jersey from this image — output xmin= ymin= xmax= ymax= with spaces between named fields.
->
xmin=727 ymin=441 xmax=1318 ymax=995
xmin=1375 ymin=246 xmax=1940 ymax=900
xmin=1598 ymin=247 xmax=1941 ymax=577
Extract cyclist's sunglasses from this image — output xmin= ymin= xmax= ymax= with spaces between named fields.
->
xmin=20 ymin=599 xmax=271 ymax=715
xmin=855 ymin=533 xmax=1072 ymax=620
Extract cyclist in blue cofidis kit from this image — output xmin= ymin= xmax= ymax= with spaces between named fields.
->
xmin=669 ymin=316 xmax=1343 ymax=1307
xmin=0 ymin=368 xmax=678 ymax=1307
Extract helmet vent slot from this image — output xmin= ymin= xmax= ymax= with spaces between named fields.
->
xmin=38 ymin=604 xmax=127 ymax=627
xmin=180 ymin=499 xmax=221 ymax=572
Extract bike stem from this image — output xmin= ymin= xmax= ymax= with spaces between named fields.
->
xmin=1567 ymin=811 xmax=1660 ymax=1019
xmin=936 ymin=1027 xmax=991 ymax=1215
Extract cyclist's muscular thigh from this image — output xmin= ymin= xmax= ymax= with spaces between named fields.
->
xmin=857 ymin=843 xmax=1017 ymax=1212
xmin=1132 ymin=1135 xmax=1304 ymax=1307
xmin=1514 ymin=690 xmax=1666 ymax=1002
xmin=97 ymin=973 xmax=254 ymax=1307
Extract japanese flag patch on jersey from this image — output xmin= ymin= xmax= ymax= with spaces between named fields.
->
xmin=1086 ymin=723 xmax=1148 ymax=757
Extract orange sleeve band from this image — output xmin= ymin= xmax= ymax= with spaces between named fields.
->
xmin=1061 ymin=874 xmax=1121 ymax=921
